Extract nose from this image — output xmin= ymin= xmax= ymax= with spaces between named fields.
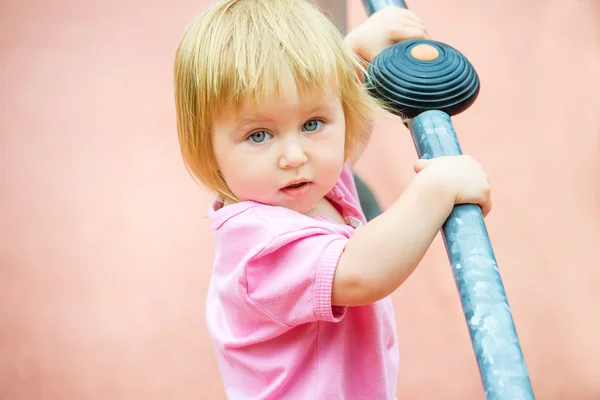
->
xmin=278 ymin=138 xmax=308 ymax=169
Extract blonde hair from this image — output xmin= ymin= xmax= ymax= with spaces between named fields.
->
xmin=174 ymin=0 xmax=378 ymax=201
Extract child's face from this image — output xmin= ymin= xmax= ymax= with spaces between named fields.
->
xmin=212 ymin=73 xmax=346 ymax=214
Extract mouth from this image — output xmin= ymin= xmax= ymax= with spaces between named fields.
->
xmin=280 ymin=180 xmax=312 ymax=197
xmin=284 ymin=181 xmax=309 ymax=189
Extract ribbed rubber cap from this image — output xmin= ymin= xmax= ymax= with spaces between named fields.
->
xmin=366 ymin=39 xmax=480 ymax=119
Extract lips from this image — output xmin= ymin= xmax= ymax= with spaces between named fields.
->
xmin=285 ymin=182 xmax=308 ymax=189
xmin=282 ymin=179 xmax=310 ymax=190
xmin=280 ymin=180 xmax=312 ymax=198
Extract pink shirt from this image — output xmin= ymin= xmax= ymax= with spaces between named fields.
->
xmin=207 ymin=165 xmax=399 ymax=399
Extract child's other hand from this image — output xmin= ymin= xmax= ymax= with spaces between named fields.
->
xmin=414 ymin=156 xmax=492 ymax=217
xmin=345 ymin=6 xmax=429 ymax=64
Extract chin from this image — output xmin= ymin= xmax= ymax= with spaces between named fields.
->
xmin=282 ymin=199 xmax=318 ymax=215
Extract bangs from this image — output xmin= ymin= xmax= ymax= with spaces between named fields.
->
xmin=200 ymin=0 xmax=359 ymax=112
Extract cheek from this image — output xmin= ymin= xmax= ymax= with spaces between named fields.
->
xmin=313 ymin=128 xmax=346 ymax=174
xmin=220 ymin=147 xmax=274 ymax=196
xmin=213 ymin=140 xmax=247 ymax=188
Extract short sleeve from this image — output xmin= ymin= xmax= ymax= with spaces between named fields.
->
xmin=243 ymin=229 xmax=349 ymax=327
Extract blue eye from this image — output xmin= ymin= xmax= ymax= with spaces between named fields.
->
xmin=303 ymin=119 xmax=323 ymax=132
xmin=248 ymin=130 xmax=272 ymax=143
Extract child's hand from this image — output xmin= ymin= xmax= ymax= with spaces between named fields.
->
xmin=414 ymin=156 xmax=492 ymax=216
xmin=345 ymin=6 xmax=429 ymax=64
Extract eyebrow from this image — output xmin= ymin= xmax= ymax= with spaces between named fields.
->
xmin=232 ymin=97 xmax=336 ymax=133
xmin=303 ymin=102 xmax=333 ymax=115
xmin=233 ymin=116 xmax=270 ymax=133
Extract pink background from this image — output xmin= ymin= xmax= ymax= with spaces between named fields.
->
xmin=2 ymin=0 xmax=599 ymax=398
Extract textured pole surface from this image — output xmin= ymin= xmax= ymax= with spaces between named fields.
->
xmin=409 ymin=111 xmax=534 ymax=399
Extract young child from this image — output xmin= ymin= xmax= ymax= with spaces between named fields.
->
xmin=174 ymin=1 xmax=492 ymax=398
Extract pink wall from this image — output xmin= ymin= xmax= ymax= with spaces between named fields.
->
xmin=2 ymin=0 xmax=599 ymax=398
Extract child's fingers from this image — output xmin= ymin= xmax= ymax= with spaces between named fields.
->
xmin=387 ymin=8 xmax=428 ymax=33
xmin=379 ymin=6 xmax=425 ymax=25
xmin=375 ymin=7 xmax=428 ymax=40
xmin=389 ymin=27 xmax=429 ymax=42
xmin=413 ymin=158 xmax=433 ymax=173
xmin=397 ymin=18 xmax=427 ymax=33
xmin=481 ymin=197 xmax=493 ymax=217
xmin=401 ymin=9 xmax=426 ymax=25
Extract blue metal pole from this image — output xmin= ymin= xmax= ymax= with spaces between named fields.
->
xmin=363 ymin=0 xmax=408 ymax=15
xmin=410 ymin=111 xmax=533 ymax=399
xmin=361 ymin=2 xmax=535 ymax=399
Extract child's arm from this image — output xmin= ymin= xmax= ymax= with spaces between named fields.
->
xmin=345 ymin=6 xmax=429 ymax=166
xmin=332 ymin=155 xmax=492 ymax=306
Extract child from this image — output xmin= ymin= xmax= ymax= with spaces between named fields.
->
xmin=174 ymin=1 xmax=491 ymax=398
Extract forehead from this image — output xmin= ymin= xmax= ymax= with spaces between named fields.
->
xmin=235 ymin=72 xmax=341 ymax=116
